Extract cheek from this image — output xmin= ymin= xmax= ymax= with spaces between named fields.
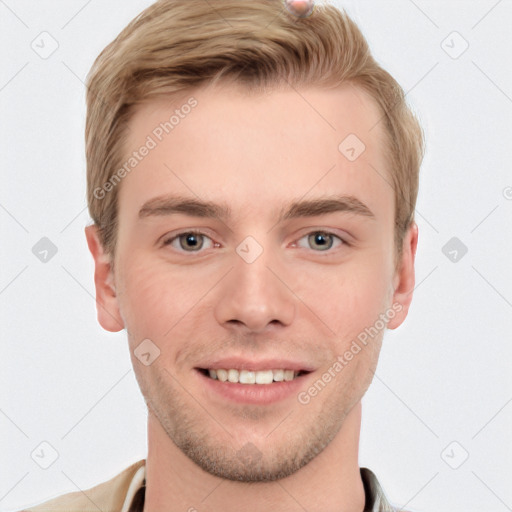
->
xmin=116 ymin=254 xmax=218 ymax=342
xmin=292 ymin=256 xmax=391 ymax=339
xmin=116 ymin=257 xmax=179 ymax=336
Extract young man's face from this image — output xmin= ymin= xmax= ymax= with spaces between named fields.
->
xmin=86 ymin=81 xmax=416 ymax=481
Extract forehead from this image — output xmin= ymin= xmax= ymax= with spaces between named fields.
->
xmin=118 ymin=81 xmax=392 ymax=225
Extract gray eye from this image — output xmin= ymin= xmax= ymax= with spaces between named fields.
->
xmin=308 ymin=232 xmax=334 ymax=251
xmin=163 ymin=231 xmax=214 ymax=252
xmin=179 ymin=233 xmax=204 ymax=251
xmin=295 ymin=231 xmax=344 ymax=252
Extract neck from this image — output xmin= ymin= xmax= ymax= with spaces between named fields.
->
xmin=143 ymin=402 xmax=365 ymax=512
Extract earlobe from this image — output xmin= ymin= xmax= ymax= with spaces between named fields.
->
xmin=84 ymin=225 xmax=125 ymax=332
xmin=387 ymin=222 xmax=418 ymax=330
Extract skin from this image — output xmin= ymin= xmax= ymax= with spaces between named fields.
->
xmin=85 ymin=81 xmax=418 ymax=512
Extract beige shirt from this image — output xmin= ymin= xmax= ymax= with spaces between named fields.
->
xmin=19 ymin=459 xmax=401 ymax=512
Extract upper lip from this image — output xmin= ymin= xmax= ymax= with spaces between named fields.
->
xmin=196 ymin=357 xmax=315 ymax=372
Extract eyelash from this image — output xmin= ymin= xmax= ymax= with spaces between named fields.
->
xmin=161 ymin=229 xmax=349 ymax=255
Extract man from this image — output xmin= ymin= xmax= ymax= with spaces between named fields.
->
xmin=21 ymin=0 xmax=423 ymax=510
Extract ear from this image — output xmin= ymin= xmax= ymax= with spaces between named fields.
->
xmin=387 ymin=222 xmax=418 ymax=330
xmin=84 ymin=224 xmax=125 ymax=332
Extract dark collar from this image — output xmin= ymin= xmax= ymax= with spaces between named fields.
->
xmin=129 ymin=469 xmax=397 ymax=512
xmin=360 ymin=467 xmax=397 ymax=511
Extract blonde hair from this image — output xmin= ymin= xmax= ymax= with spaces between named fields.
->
xmin=86 ymin=0 xmax=424 ymax=270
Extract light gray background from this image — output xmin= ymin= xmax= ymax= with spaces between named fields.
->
xmin=1 ymin=1 xmax=511 ymax=511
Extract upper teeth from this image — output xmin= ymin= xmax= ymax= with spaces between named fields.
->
xmin=208 ymin=369 xmax=298 ymax=384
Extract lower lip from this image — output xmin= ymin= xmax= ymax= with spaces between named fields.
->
xmin=195 ymin=369 xmax=310 ymax=405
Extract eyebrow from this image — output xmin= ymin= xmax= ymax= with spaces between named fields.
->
xmin=138 ymin=194 xmax=375 ymax=222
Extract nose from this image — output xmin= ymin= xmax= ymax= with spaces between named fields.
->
xmin=213 ymin=246 xmax=296 ymax=334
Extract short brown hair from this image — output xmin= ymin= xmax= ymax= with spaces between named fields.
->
xmin=85 ymin=0 xmax=424 ymax=270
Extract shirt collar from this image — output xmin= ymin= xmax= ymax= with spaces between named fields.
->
xmin=360 ymin=467 xmax=398 ymax=511
xmin=125 ymin=462 xmax=397 ymax=512
xmin=122 ymin=465 xmax=145 ymax=512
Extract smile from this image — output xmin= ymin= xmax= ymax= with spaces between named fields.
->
xmin=201 ymin=368 xmax=308 ymax=384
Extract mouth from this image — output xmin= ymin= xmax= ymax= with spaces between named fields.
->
xmin=197 ymin=368 xmax=311 ymax=384
xmin=194 ymin=358 xmax=315 ymax=404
